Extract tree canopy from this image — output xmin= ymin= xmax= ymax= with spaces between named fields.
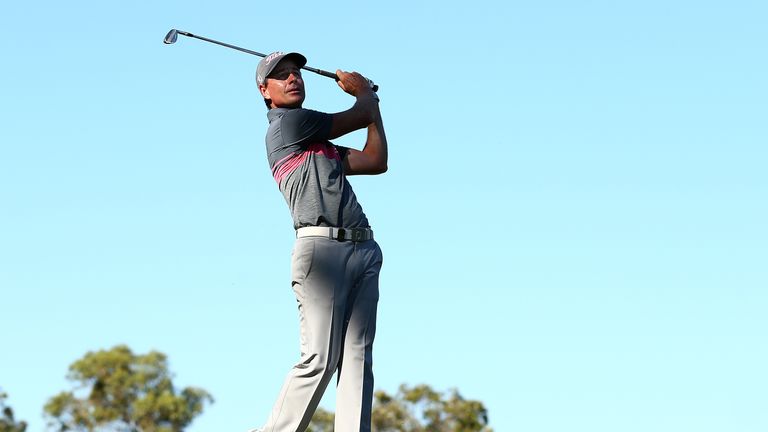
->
xmin=0 ymin=392 xmax=27 ymax=432
xmin=44 ymin=345 xmax=212 ymax=432
xmin=309 ymin=384 xmax=493 ymax=432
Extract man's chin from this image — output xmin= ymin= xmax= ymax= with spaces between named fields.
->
xmin=288 ymin=95 xmax=305 ymax=107
xmin=273 ymin=94 xmax=305 ymax=109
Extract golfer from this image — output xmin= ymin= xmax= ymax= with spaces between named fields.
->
xmin=252 ymin=51 xmax=387 ymax=432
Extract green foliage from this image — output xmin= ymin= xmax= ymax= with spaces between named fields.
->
xmin=308 ymin=384 xmax=492 ymax=432
xmin=44 ymin=345 xmax=212 ymax=432
xmin=0 ymin=392 xmax=27 ymax=432
xmin=306 ymin=407 xmax=335 ymax=432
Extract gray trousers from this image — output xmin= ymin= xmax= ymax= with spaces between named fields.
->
xmin=262 ymin=236 xmax=383 ymax=432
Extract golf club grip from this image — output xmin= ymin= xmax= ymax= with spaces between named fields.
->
xmin=304 ymin=66 xmax=379 ymax=92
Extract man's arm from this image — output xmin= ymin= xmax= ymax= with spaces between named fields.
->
xmin=343 ymin=107 xmax=387 ymax=175
xmin=329 ymin=70 xmax=388 ymax=175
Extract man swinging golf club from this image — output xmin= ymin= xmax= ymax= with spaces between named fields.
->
xmin=251 ymin=51 xmax=387 ymax=432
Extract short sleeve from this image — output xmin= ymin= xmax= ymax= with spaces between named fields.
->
xmin=280 ymin=109 xmax=333 ymax=148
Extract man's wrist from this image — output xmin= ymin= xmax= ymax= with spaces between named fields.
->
xmin=356 ymin=91 xmax=379 ymax=103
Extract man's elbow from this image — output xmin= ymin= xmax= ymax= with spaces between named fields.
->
xmin=372 ymin=156 xmax=388 ymax=174
xmin=364 ymin=152 xmax=387 ymax=174
xmin=374 ymin=163 xmax=388 ymax=174
xmin=363 ymin=161 xmax=387 ymax=175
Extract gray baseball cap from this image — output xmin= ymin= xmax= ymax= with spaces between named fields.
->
xmin=256 ymin=51 xmax=307 ymax=86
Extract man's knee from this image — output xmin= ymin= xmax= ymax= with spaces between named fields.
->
xmin=294 ymin=351 xmax=339 ymax=378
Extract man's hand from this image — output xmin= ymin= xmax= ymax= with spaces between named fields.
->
xmin=328 ymin=70 xmax=383 ymax=145
xmin=336 ymin=70 xmax=377 ymax=99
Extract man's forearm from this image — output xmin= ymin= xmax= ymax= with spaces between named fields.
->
xmin=363 ymin=105 xmax=388 ymax=173
xmin=329 ymin=93 xmax=379 ymax=140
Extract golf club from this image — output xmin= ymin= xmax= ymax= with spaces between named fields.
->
xmin=163 ymin=29 xmax=378 ymax=91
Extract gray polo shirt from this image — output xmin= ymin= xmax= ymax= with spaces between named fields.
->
xmin=265 ymin=107 xmax=370 ymax=230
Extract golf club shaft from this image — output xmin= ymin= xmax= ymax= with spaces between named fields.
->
xmin=174 ymin=30 xmax=344 ymax=82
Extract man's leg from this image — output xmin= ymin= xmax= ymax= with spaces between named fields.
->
xmin=335 ymin=241 xmax=383 ymax=432
xmin=262 ymin=238 xmax=352 ymax=432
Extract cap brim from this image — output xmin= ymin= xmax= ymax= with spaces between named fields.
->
xmin=281 ymin=52 xmax=307 ymax=68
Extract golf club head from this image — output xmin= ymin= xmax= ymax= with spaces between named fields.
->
xmin=163 ymin=29 xmax=178 ymax=44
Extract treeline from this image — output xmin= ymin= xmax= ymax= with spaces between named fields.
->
xmin=2 ymin=345 xmax=492 ymax=431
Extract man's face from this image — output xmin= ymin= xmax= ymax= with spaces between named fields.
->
xmin=259 ymin=58 xmax=305 ymax=109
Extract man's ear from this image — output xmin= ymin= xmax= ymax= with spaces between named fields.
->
xmin=259 ymin=83 xmax=270 ymax=100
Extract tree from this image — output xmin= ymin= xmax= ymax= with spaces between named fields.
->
xmin=307 ymin=407 xmax=334 ymax=432
xmin=0 ymin=391 xmax=27 ymax=432
xmin=308 ymin=384 xmax=492 ymax=432
xmin=44 ymin=345 xmax=212 ymax=432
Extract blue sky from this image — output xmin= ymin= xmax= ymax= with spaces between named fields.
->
xmin=1 ymin=1 xmax=766 ymax=431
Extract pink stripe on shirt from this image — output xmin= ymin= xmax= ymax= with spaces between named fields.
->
xmin=272 ymin=142 xmax=341 ymax=184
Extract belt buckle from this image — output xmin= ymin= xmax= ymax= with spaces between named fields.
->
xmin=336 ymin=228 xmax=347 ymax=241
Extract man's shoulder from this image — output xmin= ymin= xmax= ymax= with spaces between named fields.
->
xmin=268 ymin=107 xmax=328 ymax=123
xmin=270 ymin=108 xmax=332 ymax=136
xmin=266 ymin=107 xmax=333 ymax=148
